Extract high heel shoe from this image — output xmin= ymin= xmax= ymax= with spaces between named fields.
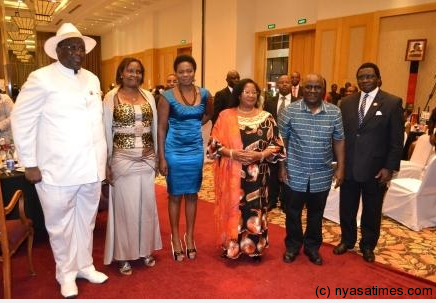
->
xmin=184 ymin=233 xmax=197 ymax=260
xmin=170 ymin=235 xmax=185 ymax=262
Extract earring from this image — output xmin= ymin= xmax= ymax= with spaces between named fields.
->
xmin=120 ymin=76 xmax=123 ymax=79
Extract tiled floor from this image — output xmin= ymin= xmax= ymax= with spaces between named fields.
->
xmin=156 ymin=162 xmax=436 ymax=283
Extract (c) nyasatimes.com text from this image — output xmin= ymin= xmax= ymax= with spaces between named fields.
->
xmin=315 ymin=286 xmax=433 ymax=298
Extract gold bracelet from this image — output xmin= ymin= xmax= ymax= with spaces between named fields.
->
xmin=229 ymin=149 xmax=233 ymax=159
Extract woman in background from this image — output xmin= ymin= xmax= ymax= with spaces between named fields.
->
xmin=157 ymin=54 xmax=213 ymax=262
xmin=208 ymin=78 xmax=286 ymax=261
xmin=103 ymin=57 xmax=162 ymax=275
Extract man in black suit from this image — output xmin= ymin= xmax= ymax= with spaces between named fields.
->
xmin=211 ymin=70 xmax=240 ymax=125
xmin=333 ymin=62 xmax=404 ymax=263
xmin=264 ymin=74 xmax=296 ymax=211
xmin=290 ymin=72 xmax=303 ymax=99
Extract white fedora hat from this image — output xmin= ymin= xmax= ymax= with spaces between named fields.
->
xmin=44 ymin=23 xmax=96 ymax=60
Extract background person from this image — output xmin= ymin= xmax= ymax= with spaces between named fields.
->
xmin=263 ymin=74 xmax=296 ymax=212
xmin=211 ymin=70 xmax=240 ymax=126
xmin=10 ymin=23 xmax=108 ymax=298
xmin=157 ymin=54 xmax=213 ymax=262
xmin=279 ymin=73 xmax=345 ymax=266
xmin=290 ymin=71 xmax=303 ymax=99
xmin=333 ymin=62 xmax=403 ymax=263
xmin=103 ymin=57 xmax=162 ymax=275
xmin=428 ymin=106 xmax=436 ymax=150
xmin=0 ymin=92 xmax=14 ymax=144
xmin=208 ymin=78 xmax=285 ymax=261
xmin=165 ymin=73 xmax=178 ymax=90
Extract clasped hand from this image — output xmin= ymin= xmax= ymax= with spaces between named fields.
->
xmin=232 ymin=150 xmax=261 ymax=165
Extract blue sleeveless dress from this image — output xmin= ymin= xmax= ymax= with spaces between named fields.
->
xmin=163 ymin=88 xmax=207 ymax=195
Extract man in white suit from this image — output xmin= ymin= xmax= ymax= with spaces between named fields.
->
xmin=11 ymin=23 xmax=108 ymax=298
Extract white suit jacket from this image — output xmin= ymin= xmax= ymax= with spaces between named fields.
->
xmin=11 ymin=61 xmax=107 ymax=186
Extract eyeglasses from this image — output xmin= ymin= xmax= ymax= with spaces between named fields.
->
xmin=357 ymin=74 xmax=377 ymax=81
xmin=304 ymin=85 xmax=323 ymax=91
xmin=58 ymin=44 xmax=86 ymax=53
xmin=243 ymin=90 xmax=259 ymax=96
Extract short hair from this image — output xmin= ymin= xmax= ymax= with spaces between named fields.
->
xmin=356 ymin=62 xmax=381 ymax=79
xmin=116 ymin=57 xmax=145 ymax=85
xmin=230 ymin=78 xmax=261 ymax=108
xmin=173 ymin=54 xmax=197 ymax=72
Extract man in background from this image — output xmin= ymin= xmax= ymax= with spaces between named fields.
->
xmin=11 ymin=23 xmax=108 ymax=298
xmin=211 ymin=70 xmax=240 ymax=125
xmin=264 ymin=74 xmax=296 ymax=211
xmin=290 ymin=71 xmax=303 ymax=99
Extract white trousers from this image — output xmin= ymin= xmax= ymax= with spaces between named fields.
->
xmin=36 ymin=181 xmax=101 ymax=284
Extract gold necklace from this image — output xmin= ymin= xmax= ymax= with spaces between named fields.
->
xmin=119 ymin=88 xmax=140 ymax=103
xmin=178 ymin=84 xmax=197 ymax=106
xmin=237 ymin=106 xmax=255 ymax=113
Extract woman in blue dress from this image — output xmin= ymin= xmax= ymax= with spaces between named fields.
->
xmin=157 ymin=55 xmax=213 ymax=261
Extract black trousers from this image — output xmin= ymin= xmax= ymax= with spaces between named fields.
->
xmin=267 ymin=162 xmax=285 ymax=209
xmin=339 ymin=178 xmax=387 ymax=251
xmin=284 ymin=184 xmax=329 ymax=252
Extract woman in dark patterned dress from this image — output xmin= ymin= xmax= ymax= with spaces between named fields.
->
xmin=208 ymin=78 xmax=286 ymax=261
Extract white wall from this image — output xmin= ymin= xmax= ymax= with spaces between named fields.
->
xmin=378 ymin=10 xmax=436 ymax=110
xmin=203 ymin=0 xmax=238 ymax=94
xmin=101 ymin=0 xmax=191 ymax=60
xmin=101 ymin=0 xmax=436 ymax=107
xmin=317 ymin=0 xmax=436 ymax=20
xmin=254 ymin=0 xmax=319 ymax=31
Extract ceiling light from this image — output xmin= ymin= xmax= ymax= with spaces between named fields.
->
xmin=12 ymin=14 xmax=34 ymax=35
xmin=34 ymin=0 xmax=61 ymax=24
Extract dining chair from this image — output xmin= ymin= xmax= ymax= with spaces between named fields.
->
xmin=383 ymin=156 xmax=436 ymax=231
xmin=397 ymin=133 xmax=433 ymax=179
xmin=0 ymin=186 xmax=36 ymax=298
xmin=323 ymin=184 xmax=362 ymax=226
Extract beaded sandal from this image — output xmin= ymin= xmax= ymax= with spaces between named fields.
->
xmin=144 ymin=255 xmax=156 ymax=267
xmin=118 ymin=261 xmax=132 ymax=276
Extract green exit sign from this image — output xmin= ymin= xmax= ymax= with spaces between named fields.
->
xmin=298 ymin=18 xmax=307 ymax=25
xmin=267 ymin=23 xmax=276 ymax=29
xmin=181 ymin=39 xmax=187 ymax=44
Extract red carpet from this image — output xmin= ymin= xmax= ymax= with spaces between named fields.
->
xmin=2 ymin=185 xmax=436 ymax=298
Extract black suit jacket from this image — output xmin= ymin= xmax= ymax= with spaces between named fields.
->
xmin=264 ymin=95 xmax=297 ymax=122
xmin=340 ymin=90 xmax=404 ymax=182
xmin=292 ymin=85 xmax=303 ymax=99
xmin=212 ymin=87 xmax=232 ymax=125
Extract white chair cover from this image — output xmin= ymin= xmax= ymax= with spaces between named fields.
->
xmin=383 ymin=156 xmax=436 ymax=231
xmin=324 ymin=184 xmax=362 ymax=226
xmin=397 ymin=134 xmax=433 ymax=179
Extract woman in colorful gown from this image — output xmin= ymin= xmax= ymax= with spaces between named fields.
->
xmin=208 ymin=78 xmax=286 ymax=261
xmin=103 ymin=57 xmax=162 ymax=275
xmin=157 ymin=54 xmax=213 ymax=261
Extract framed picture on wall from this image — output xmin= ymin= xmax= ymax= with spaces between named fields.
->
xmin=405 ymin=39 xmax=427 ymax=61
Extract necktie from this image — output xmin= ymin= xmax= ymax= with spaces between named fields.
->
xmin=292 ymin=87 xmax=297 ymax=98
xmin=278 ymin=96 xmax=286 ymax=117
xmin=359 ymin=93 xmax=369 ymax=126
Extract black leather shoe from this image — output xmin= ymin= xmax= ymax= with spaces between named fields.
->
xmin=362 ymin=249 xmax=375 ymax=263
xmin=283 ymin=250 xmax=299 ymax=263
xmin=304 ymin=250 xmax=322 ymax=265
xmin=333 ymin=243 xmax=353 ymax=255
